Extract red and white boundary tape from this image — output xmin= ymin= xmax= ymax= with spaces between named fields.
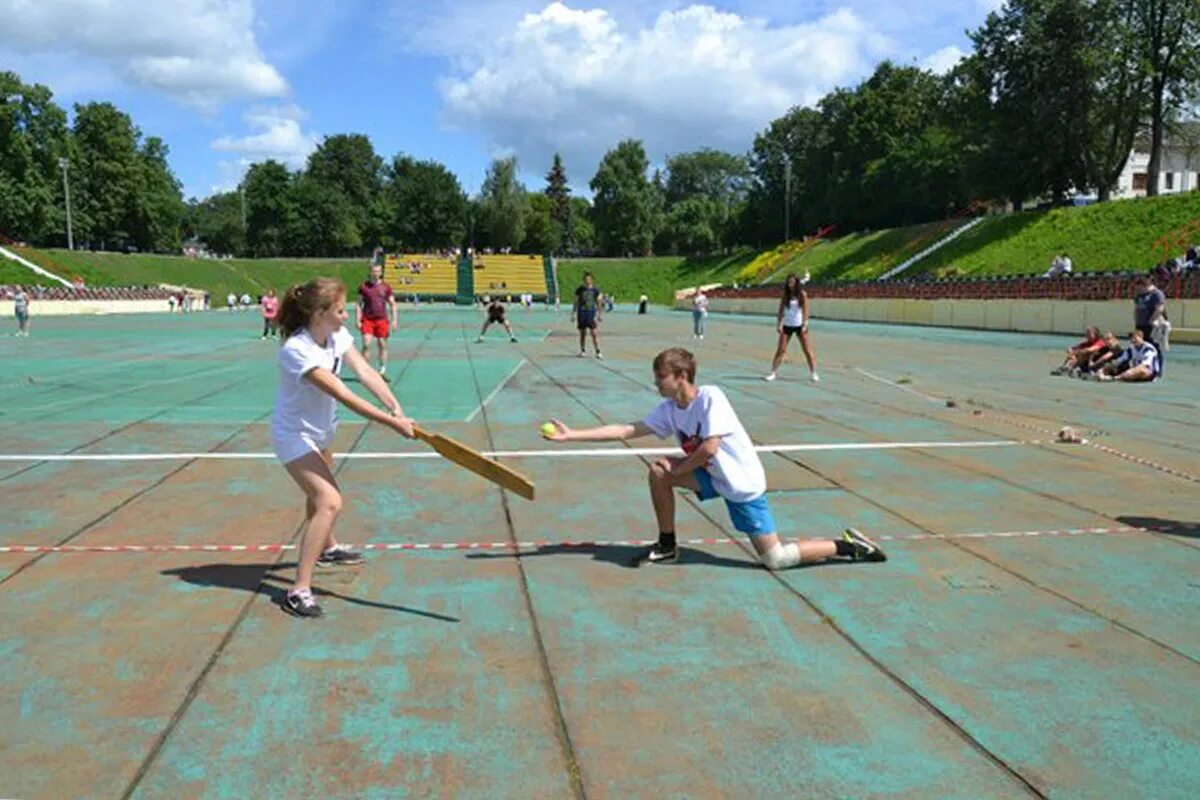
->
xmin=969 ymin=411 xmax=1200 ymax=485
xmin=0 ymin=526 xmax=1169 ymax=555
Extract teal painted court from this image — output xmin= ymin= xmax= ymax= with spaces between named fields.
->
xmin=1 ymin=306 xmax=1198 ymax=799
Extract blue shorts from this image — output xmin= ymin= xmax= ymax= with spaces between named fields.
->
xmin=694 ymin=468 xmax=776 ymax=536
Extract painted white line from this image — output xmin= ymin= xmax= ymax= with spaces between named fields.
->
xmin=464 ymin=358 xmax=527 ymax=422
xmin=853 ymin=367 xmax=943 ymax=404
xmin=0 ymin=439 xmax=1030 ymax=462
xmin=0 ymin=526 xmax=1158 ymax=554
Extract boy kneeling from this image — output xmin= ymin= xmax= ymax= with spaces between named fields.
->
xmin=543 ymin=348 xmax=886 ymax=568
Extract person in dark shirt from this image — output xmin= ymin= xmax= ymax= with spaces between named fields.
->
xmin=476 ymin=298 xmax=517 ymax=343
xmin=572 ymin=272 xmax=603 ymax=359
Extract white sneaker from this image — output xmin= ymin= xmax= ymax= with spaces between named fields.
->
xmin=698 ymin=334 xmax=704 ymax=340
xmin=595 ymin=352 xmax=603 ymax=360
xmin=764 ymin=373 xmax=776 ymax=382
xmin=578 ymin=351 xmax=586 ymax=358
xmin=810 ymin=372 xmax=820 ymax=382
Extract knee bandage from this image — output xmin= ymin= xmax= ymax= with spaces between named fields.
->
xmin=760 ymin=542 xmax=801 ymax=570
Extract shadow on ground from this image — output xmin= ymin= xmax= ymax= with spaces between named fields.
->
xmin=161 ymin=562 xmax=459 ymax=622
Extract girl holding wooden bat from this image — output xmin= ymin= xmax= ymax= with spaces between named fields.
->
xmin=272 ymin=277 xmax=416 ymax=618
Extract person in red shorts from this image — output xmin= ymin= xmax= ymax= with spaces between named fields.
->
xmin=356 ymin=263 xmax=397 ymax=381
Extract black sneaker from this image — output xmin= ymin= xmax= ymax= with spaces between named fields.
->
xmin=633 ymin=542 xmax=678 ymax=566
xmin=317 ymin=544 xmax=365 ymax=567
xmin=510 ymin=337 xmax=518 ymax=343
xmin=282 ymin=588 xmax=323 ymax=618
xmin=842 ymin=528 xmax=886 ymax=562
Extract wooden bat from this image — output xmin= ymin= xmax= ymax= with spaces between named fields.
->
xmin=413 ymin=426 xmax=535 ymax=500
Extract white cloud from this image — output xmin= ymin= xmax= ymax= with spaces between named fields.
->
xmin=0 ymin=0 xmax=287 ymax=109
xmin=211 ymin=104 xmax=318 ymax=171
xmin=922 ymin=45 xmax=966 ymax=74
xmin=437 ymin=3 xmax=892 ymax=178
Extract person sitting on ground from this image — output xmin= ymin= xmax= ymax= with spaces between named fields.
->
xmin=1074 ymin=332 xmax=1123 ymax=376
xmin=1051 ymin=326 xmax=1104 ymax=375
xmin=1093 ymin=330 xmax=1161 ymax=382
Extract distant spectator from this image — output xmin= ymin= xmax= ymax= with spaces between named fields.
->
xmin=1044 ymin=253 xmax=1072 ymax=278
xmin=10 ymin=285 xmax=30 ymax=337
xmin=638 ymin=293 xmax=649 ymax=314
xmin=240 ymin=292 xmax=252 ymax=310
xmin=1133 ymin=274 xmax=1166 ymax=345
xmin=692 ymin=289 xmax=709 ymax=339
xmin=1185 ymin=244 xmax=1198 ymax=269
xmin=261 ymin=288 xmax=280 ymax=340
xmin=226 ymin=292 xmax=237 ymax=311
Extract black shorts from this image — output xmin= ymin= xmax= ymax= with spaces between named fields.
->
xmin=488 ymin=311 xmax=506 ymax=323
xmin=782 ymin=324 xmax=805 ymax=338
xmin=577 ymin=311 xmax=597 ymax=330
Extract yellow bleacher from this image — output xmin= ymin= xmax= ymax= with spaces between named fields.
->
xmin=383 ymin=253 xmax=458 ymax=296
xmin=472 ymin=253 xmax=547 ymax=295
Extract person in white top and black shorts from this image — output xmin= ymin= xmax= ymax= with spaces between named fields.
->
xmin=765 ymin=273 xmax=818 ymax=382
xmin=271 ymin=277 xmax=417 ymax=618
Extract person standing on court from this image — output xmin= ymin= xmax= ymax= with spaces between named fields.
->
xmin=357 ymin=262 xmax=397 ymax=382
xmin=765 ymin=272 xmax=818 ymax=382
xmin=1133 ymin=273 xmax=1168 ymax=367
xmin=10 ymin=285 xmax=30 ymax=337
xmin=261 ymin=288 xmax=280 ymax=340
xmin=692 ymin=288 xmax=709 ymax=339
xmin=572 ymin=271 xmax=603 ymax=359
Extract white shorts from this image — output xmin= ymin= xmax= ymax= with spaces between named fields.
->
xmin=272 ymin=431 xmax=334 ymax=465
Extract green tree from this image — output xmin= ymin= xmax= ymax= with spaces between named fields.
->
xmin=566 ymin=196 xmax=595 ymax=254
xmin=544 ymin=152 xmax=571 ymax=251
xmin=590 ymin=139 xmax=661 ymax=256
xmin=127 ymin=136 xmax=185 ymax=252
xmin=243 ymin=160 xmax=294 ymax=257
xmin=70 ymin=102 xmax=144 ymax=248
xmin=521 ymin=192 xmax=560 ymax=254
xmin=0 ymin=72 xmax=67 ymax=243
xmin=1134 ymin=0 xmax=1200 ymax=195
xmin=477 ymin=156 xmax=528 ymax=251
xmin=387 ymin=155 xmax=467 ymax=250
xmin=746 ymin=106 xmax=826 ymax=243
xmin=661 ymin=196 xmax=721 ymax=254
xmin=187 ymin=191 xmax=245 ymax=256
xmin=305 ymin=133 xmax=383 ymax=250
xmin=287 ymin=173 xmax=359 ymax=256
xmin=965 ymin=1 xmax=1096 ymax=205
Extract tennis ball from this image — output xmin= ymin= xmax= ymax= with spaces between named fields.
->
xmin=540 ymin=422 xmax=557 ymax=437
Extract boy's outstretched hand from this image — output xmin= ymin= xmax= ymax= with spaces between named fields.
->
xmin=540 ymin=419 xmax=571 ymax=441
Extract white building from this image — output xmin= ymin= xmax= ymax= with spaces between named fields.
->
xmin=1113 ymin=123 xmax=1200 ymax=198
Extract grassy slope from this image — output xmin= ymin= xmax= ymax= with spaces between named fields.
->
xmin=912 ymin=192 xmax=1200 ymax=277
xmin=793 ymin=219 xmax=970 ymax=281
xmin=9 ymin=193 xmax=1198 ymax=302
xmin=7 ymin=248 xmax=368 ymax=306
xmin=558 ymin=250 xmax=757 ymax=306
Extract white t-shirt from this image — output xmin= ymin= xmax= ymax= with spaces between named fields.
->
xmin=12 ymin=290 xmax=29 ymax=314
xmin=782 ymin=297 xmax=804 ymax=327
xmin=271 ymin=326 xmax=355 ymax=442
xmin=693 ymin=293 xmax=708 ymax=314
xmin=642 ymin=385 xmax=766 ymax=503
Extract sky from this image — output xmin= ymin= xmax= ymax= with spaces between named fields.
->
xmin=0 ymin=0 xmax=1006 ymax=200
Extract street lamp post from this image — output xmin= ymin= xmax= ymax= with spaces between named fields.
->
xmin=58 ymin=157 xmax=74 ymax=250
xmin=782 ymin=154 xmax=792 ymax=244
